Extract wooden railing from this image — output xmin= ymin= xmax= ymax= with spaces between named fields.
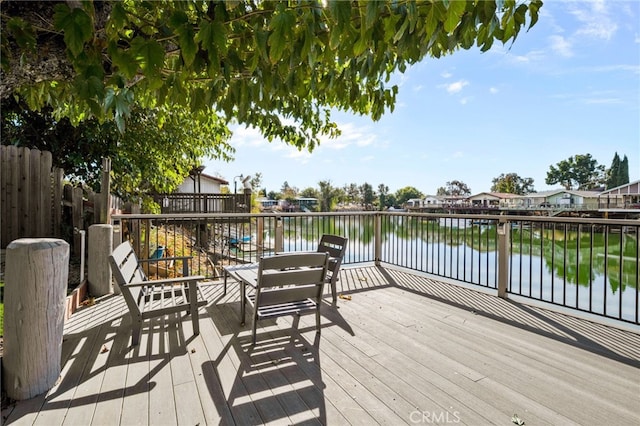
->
xmin=153 ymin=193 xmax=251 ymax=214
xmin=112 ymin=211 xmax=640 ymax=326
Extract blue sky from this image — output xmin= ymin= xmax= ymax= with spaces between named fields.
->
xmin=205 ymin=0 xmax=640 ymax=196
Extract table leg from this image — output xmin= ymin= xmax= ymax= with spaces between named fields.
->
xmin=240 ymin=279 xmax=245 ymax=326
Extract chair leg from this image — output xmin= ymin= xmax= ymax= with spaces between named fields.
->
xmin=315 ymin=306 xmax=322 ymax=334
xmin=331 ymin=277 xmax=338 ymax=304
xmin=131 ymin=318 xmax=142 ymax=346
xmin=251 ymin=314 xmax=258 ymax=345
xmin=192 ymin=305 xmax=200 ymax=336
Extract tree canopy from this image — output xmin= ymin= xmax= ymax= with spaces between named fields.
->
xmin=2 ymin=0 xmax=543 ymax=150
xmin=545 ymin=154 xmax=605 ymax=190
xmin=491 ymin=172 xmax=534 ymax=195
xmin=437 ymin=180 xmax=471 ymax=197
xmin=606 ymin=152 xmax=629 ymax=189
xmin=1 ymin=97 xmax=231 ymax=203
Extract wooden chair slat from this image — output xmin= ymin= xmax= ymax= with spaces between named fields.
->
xmin=108 ymin=241 xmax=207 ymax=346
xmin=316 ymin=234 xmax=348 ymax=304
xmin=244 ymin=252 xmax=329 ymax=345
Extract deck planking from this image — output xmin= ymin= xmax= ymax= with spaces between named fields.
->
xmin=2 ymin=264 xmax=639 ymax=425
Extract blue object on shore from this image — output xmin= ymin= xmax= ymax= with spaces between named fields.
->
xmin=150 ymin=246 xmax=165 ymax=259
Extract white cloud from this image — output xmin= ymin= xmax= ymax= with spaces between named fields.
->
xmin=442 ymin=80 xmax=469 ymax=94
xmin=489 ymin=87 xmax=499 ymax=94
xmin=318 ymin=122 xmax=377 ymax=150
xmin=583 ymin=97 xmax=623 ymax=105
xmin=230 ymin=125 xmax=267 ymax=147
xmin=549 ymin=35 xmax=573 ymax=57
xmin=441 ymin=71 xmax=453 ymax=79
xmin=569 ymin=0 xmax=618 ymax=40
xmin=285 ymin=147 xmax=312 ymax=163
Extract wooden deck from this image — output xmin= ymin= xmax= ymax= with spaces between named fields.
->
xmin=3 ymin=265 xmax=639 ymax=425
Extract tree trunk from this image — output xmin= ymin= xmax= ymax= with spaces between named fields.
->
xmin=3 ymin=238 xmax=69 ymax=400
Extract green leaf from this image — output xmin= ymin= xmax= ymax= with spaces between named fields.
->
xmin=130 ymin=37 xmax=165 ymax=78
xmin=196 ymin=19 xmax=227 ymax=55
xmin=444 ymin=0 xmax=466 ymax=33
xmin=108 ymin=42 xmax=138 ymax=79
xmin=53 ymin=3 xmax=93 ymax=57
xmin=169 ymin=10 xmax=189 ymax=28
xmin=329 ymin=0 xmax=351 ymax=31
xmin=109 ymin=2 xmax=128 ymax=31
xmin=528 ymin=0 xmax=542 ymax=30
xmin=7 ymin=18 xmax=37 ymax=52
xmin=364 ymin=1 xmax=380 ymax=30
xmin=178 ymin=25 xmax=197 ymax=67
xmin=268 ymin=9 xmax=294 ymax=64
xmin=353 ymin=35 xmax=368 ymax=56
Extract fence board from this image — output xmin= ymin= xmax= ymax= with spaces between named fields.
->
xmin=1 ymin=146 xmax=137 ymax=248
xmin=41 ymin=150 xmax=53 ymax=236
xmin=29 ymin=148 xmax=41 ymax=237
xmin=53 ymin=168 xmax=64 ymax=237
xmin=19 ymin=147 xmax=30 ymax=237
xmin=8 ymin=146 xmax=20 ymax=244
xmin=72 ymin=186 xmax=83 ymax=256
xmin=1 ymin=146 xmax=9 ymax=242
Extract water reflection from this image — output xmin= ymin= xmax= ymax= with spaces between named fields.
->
xmin=273 ymin=216 xmax=638 ymax=321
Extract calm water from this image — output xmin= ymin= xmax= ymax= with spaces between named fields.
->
xmin=262 ymin=217 xmax=639 ymax=322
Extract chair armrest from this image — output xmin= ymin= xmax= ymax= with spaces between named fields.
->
xmin=139 ymin=256 xmax=193 ymax=276
xmin=138 ymin=256 xmax=192 ymax=264
xmin=125 ymin=275 xmax=205 ymax=288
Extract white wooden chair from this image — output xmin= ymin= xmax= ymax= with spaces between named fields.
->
xmin=242 ymin=252 xmax=329 ymax=345
xmin=109 ymin=241 xmax=207 ymax=346
xmin=316 ymin=234 xmax=348 ymax=303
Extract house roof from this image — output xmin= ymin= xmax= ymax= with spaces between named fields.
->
xmin=523 ymin=189 xmax=601 ymax=198
xmin=198 ymin=173 xmax=228 ymax=185
xmin=598 ymin=180 xmax=640 ymax=195
xmin=468 ymin=192 xmax=522 ymax=199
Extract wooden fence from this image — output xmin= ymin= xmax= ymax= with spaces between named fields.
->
xmin=1 ymin=146 xmax=126 ymax=253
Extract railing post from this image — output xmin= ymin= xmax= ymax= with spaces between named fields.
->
xmin=257 ymin=216 xmax=264 ymax=257
xmin=275 ymin=215 xmax=284 ymax=252
xmin=374 ymin=213 xmax=382 ymax=266
xmin=497 ymin=217 xmax=510 ymax=298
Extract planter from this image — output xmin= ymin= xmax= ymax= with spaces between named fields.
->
xmin=65 ymin=279 xmax=87 ymax=321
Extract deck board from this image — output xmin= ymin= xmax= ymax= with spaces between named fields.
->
xmin=2 ymin=265 xmax=639 ymax=425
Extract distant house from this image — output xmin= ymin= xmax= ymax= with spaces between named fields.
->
xmin=176 ymin=172 xmax=228 ymax=194
xmin=157 ymin=171 xmax=250 ymax=213
xmin=405 ymin=196 xmax=445 ymax=209
xmin=257 ymin=197 xmax=278 ymax=211
xmin=520 ymin=189 xmax=600 ymax=209
xmin=405 ymin=198 xmax=424 ymax=208
xmin=423 ymin=195 xmax=443 ymax=206
xmin=598 ymin=180 xmax=640 ymax=209
xmin=466 ymin=192 xmax=523 ymax=208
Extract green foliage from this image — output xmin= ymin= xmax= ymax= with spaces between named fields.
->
xmin=2 ymin=0 xmax=544 ymax=150
xmin=437 ymin=180 xmax=472 ymax=196
xmin=378 ymin=184 xmax=391 ymax=210
xmin=491 ymin=173 xmax=535 ymax=195
xmin=318 ymin=180 xmax=341 ymax=212
xmin=546 ymin=154 xmax=605 ymax=190
xmin=395 ymin=186 xmax=424 ymax=206
xmin=606 ymin=152 xmax=629 ymax=189
xmin=1 ymin=99 xmax=232 ymax=204
xmin=360 ymin=182 xmax=376 ymax=210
